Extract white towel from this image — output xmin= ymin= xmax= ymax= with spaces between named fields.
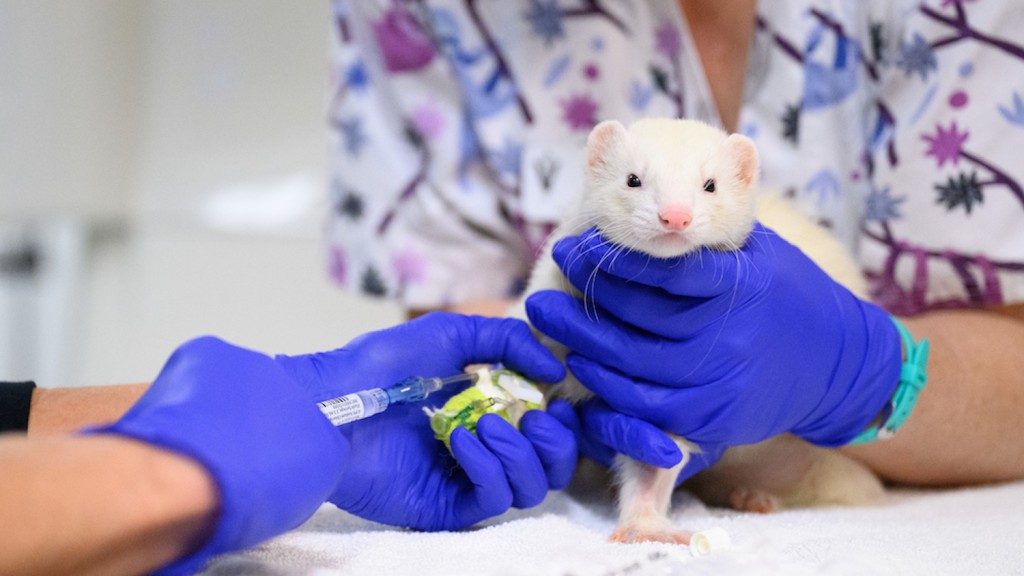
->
xmin=201 ymin=479 xmax=1024 ymax=576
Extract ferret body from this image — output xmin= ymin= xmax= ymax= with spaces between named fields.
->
xmin=510 ymin=118 xmax=882 ymax=544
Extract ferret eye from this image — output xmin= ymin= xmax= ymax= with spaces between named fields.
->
xmin=626 ymin=174 xmax=642 ymax=188
xmin=703 ymin=178 xmax=716 ymax=193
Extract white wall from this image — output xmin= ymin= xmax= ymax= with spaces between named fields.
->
xmin=1 ymin=1 xmax=403 ymax=388
xmin=132 ymin=1 xmax=333 ymax=221
xmin=0 ymin=0 xmax=141 ymax=221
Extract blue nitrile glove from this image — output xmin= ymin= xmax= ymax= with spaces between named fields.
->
xmin=91 ymin=336 xmax=345 ymax=576
xmin=547 ymin=396 xmax=724 ymax=485
xmin=275 ymin=312 xmax=577 ymax=531
xmin=526 ymin=224 xmax=903 ymax=451
xmin=546 ymin=397 xmax=684 ymax=470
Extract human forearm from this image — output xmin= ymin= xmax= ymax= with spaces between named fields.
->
xmin=841 ymin=309 xmax=1024 ymax=486
xmin=0 ymin=434 xmax=217 ymax=576
xmin=28 ymin=384 xmax=149 ymax=435
xmin=408 ymin=297 xmax=517 ymax=320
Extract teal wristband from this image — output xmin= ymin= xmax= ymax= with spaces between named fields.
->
xmin=848 ymin=317 xmax=930 ymax=445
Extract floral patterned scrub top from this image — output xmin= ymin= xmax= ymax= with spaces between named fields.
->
xmin=326 ymin=0 xmax=1024 ymax=315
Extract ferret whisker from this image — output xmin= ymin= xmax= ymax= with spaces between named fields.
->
xmin=630 ymin=251 xmax=654 ymax=284
xmin=577 ymin=236 xmax=619 ymax=276
xmin=559 ymin=212 xmax=598 ymax=232
xmin=585 ymin=242 xmax=629 ymax=321
xmin=577 ymin=232 xmax=613 ymax=320
xmin=607 ymin=243 xmax=635 ymax=283
xmin=750 ymin=225 xmax=781 ymax=261
xmin=735 ymin=235 xmax=761 ymax=280
xmin=678 ymin=250 xmax=746 ymax=381
xmin=564 ymin=223 xmax=605 ymax=274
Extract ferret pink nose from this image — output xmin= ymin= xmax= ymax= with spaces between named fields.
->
xmin=659 ymin=205 xmax=692 ymax=230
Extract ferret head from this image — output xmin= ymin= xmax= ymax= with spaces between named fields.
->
xmin=582 ymin=118 xmax=759 ymax=258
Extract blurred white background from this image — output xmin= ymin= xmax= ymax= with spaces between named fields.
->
xmin=0 ymin=0 xmax=403 ymax=388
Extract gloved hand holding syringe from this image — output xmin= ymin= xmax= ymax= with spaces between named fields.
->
xmin=317 ymin=364 xmax=546 ymax=450
xmin=317 ymin=372 xmax=481 ymax=426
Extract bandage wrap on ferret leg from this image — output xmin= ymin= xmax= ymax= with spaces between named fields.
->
xmin=427 ymin=368 xmax=543 ymax=451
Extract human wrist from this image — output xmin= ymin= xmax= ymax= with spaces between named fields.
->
xmin=29 ymin=383 xmax=149 ymax=435
xmin=83 ymin=425 xmax=237 ymax=576
xmin=847 ymin=317 xmax=930 ymax=445
xmin=794 ymin=299 xmax=904 ymax=447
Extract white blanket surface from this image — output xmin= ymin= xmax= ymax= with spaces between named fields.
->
xmin=201 ymin=477 xmax=1024 ymax=576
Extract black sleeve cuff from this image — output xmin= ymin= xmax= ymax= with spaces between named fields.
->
xmin=0 ymin=381 xmax=36 ymax=433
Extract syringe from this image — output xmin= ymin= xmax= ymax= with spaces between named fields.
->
xmin=317 ymin=372 xmax=480 ymax=426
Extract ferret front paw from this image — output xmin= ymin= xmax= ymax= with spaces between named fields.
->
xmin=609 ymin=523 xmax=693 ymax=545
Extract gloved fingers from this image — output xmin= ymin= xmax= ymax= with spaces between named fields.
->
xmin=274 ymin=347 xmax=379 ymax=402
xmin=526 ymin=291 xmax=719 ymax=383
xmin=554 ymin=228 xmax=748 ymax=298
xmin=288 ymin=313 xmax=566 ymax=399
xmin=525 ymin=291 xmax=655 ymax=373
xmin=518 ymin=408 xmax=577 ymax=490
xmin=449 ymin=426 xmax=513 ymax=525
xmin=476 ymin=414 xmax=549 ymax=509
xmin=578 ymin=398 xmax=682 ymax=469
xmin=453 ymin=315 xmax=566 ymax=383
xmin=546 ymin=399 xmax=617 ymax=469
xmin=564 ymin=353 xmax=718 ymax=436
xmin=553 ymin=242 xmax=728 ymax=340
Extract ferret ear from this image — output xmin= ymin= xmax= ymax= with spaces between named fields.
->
xmin=586 ymin=120 xmax=627 ymax=169
xmin=723 ymin=133 xmax=759 ymax=189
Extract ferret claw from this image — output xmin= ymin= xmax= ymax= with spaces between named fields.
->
xmin=609 ymin=526 xmax=693 ymax=545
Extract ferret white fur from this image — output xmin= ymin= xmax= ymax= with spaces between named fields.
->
xmin=510 ymin=118 xmax=882 ymax=545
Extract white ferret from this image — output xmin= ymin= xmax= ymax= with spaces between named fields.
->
xmin=509 ymin=118 xmax=883 ymax=545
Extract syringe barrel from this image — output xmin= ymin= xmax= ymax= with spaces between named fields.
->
xmin=318 ymin=375 xmax=464 ymax=427
xmin=385 ymin=377 xmax=433 ymax=404
xmin=318 ymin=387 xmax=390 ymax=426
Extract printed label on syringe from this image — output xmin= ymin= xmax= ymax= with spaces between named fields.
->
xmin=318 ymin=388 xmax=389 ymax=426
xmin=318 ymin=394 xmax=366 ymax=426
